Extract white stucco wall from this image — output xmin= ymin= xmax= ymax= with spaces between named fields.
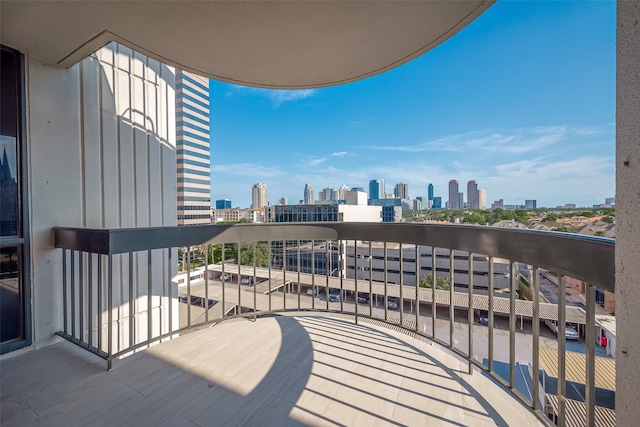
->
xmin=25 ymin=43 xmax=177 ymax=350
xmin=338 ymin=205 xmax=383 ymax=223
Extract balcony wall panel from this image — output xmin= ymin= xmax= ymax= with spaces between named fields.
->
xmin=26 ymin=43 xmax=177 ymax=349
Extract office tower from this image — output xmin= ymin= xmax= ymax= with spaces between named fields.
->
xmin=524 ymin=199 xmax=537 ymax=209
xmin=319 ymin=187 xmax=334 ymax=201
xmin=605 ymin=197 xmax=615 ymax=205
xmin=448 ymin=180 xmax=459 ymax=210
xmin=351 ymin=187 xmax=365 ymax=192
xmin=394 ymin=182 xmax=409 ymax=199
xmin=338 ymin=185 xmax=350 ymax=201
xmin=176 ymin=70 xmax=211 ymax=225
xmin=432 ymin=197 xmax=442 ymax=209
xmin=467 ymin=180 xmax=479 ymax=209
xmin=412 ymin=199 xmax=422 ymax=211
xmin=369 ymin=179 xmax=384 ymax=200
xmin=252 ymin=183 xmax=268 ymax=208
xmin=304 ymin=183 xmax=314 ymax=205
xmin=478 ymin=189 xmax=487 ymax=210
xmin=492 ymin=199 xmax=504 ymax=209
xmin=428 ymin=183 xmax=434 ymax=201
xmin=278 ymin=197 xmax=288 ymax=206
xmin=458 ymin=192 xmax=464 ymax=209
xmin=216 ymin=199 xmax=231 ymax=209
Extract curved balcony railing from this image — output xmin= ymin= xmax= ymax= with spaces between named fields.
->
xmin=54 ymin=223 xmax=615 ymax=426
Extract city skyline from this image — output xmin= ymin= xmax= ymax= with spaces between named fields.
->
xmin=209 ymin=1 xmax=615 ymax=208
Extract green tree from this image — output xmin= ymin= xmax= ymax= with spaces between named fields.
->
xmin=601 ymin=216 xmax=614 ymax=223
xmin=420 ymin=275 xmax=451 ymax=290
xmin=595 ymin=231 xmax=605 ymax=237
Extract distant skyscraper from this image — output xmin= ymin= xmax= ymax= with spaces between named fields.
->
xmin=394 ymin=182 xmax=409 ymax=199
xmin=467 ymin=180 xmax=479 ymax=209
xmin=278 ymin=197 xmax=288 ymax=206
xmin=304 ymin=183 xmax=314 ymax=205
xmin=252 ymin=183 xmax=268 ymax=208
xmin=605 ymin=197 xmax=615 ymax=205
xmin=428 ymin=183 xmax=434 ymax=201
xmin=215 ymin=199 xmax=231 ymax=209
xmin=478 ymin=189 xmax=487 ymax=210
xmin=319 ymin=187 xmax=335 ymax=201
xmin=458 ymin=192 xmax=464 ymax=209
xmin=492 ymin=199 xmax=504 ymax=209
xmin=448 ymin=180 xmax=459 ymax=210
xmin=176 ymin=70 xmax=211 ymax=225
xmin=432 ymin=197 xmax=442 ymax=209
xmin=369 ymin=179 xmax=384 ymax=200
xmin=338 ymin=185 xmax=350 ymax=201
xmin=524 ymin=199 xmax=537 ymax=209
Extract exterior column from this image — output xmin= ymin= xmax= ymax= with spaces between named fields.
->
xmin=616 ymin=2 xmax=640 ymax=425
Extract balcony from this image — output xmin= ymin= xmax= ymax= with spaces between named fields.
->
xmin=2 ymin=223 xmax=614 ymax=426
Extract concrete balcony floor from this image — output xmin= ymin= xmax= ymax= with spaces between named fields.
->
xmin=1 ymin=315 xmax=542 ymax=426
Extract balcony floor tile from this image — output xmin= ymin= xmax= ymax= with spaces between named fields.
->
xmin=1 ymin=315 xmax=543 ymax=426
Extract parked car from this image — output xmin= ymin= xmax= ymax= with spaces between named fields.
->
xmin=357 ymin=293 xmax=370 ymax=304
xmin=387 ymin=297 xmax=399 ymax=310
xmin=545 ymin=319 xmax=580 ymax=340
xmin=474 ymin=309 xmax=489 ymax=325
xmin=221 ymin=274 xmax=231 ymax=281
xmin=328 ymin=290 xmax=341 ymax=302
xmin=241 ymin=276 xmax=252 ymax=285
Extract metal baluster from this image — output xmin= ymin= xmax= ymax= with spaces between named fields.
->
xmin=369 ymin=241 xmax=373 ymax=318
xmin=468 ymin=252 xmax=474 ymax=373
xmin=399 ymin=243 xmax=404 ymax=326
xmin=107 ymin=254 xmax=113 ymax=370
xmin=88 ymin=253 xmax=93 ymax=348
xmin=253 ymin=242 xmax=257 ymax=321
xmin=268 ymin=241 xmax=272 ymax=312
xmin=222 ymin=245 xmax=226 ymax=317
xmin=205 ymin=244 xmax=209 ymax=323
xmin=147 ymin=249 xmax=152 ymax=341
xmin=449 ymin=249 xmax=454 ymax=348
xmin=488 ymin=257 xmax=494 ymax=372
xmin=585 ymin=283 xmax=596 ymax=427
xmin=558 ymin=275 xmax=567 ymax=427
xmin=431 ymin=247 xmax=436 ymax=339
xmin=415 ymin=245 xmax=419 ymax=333
xmin=168 ymin=248 xmax=172 ymax=333
xmin=79 ymin=252 xmax=84 ymax=343
xmin=325 ymin=241 xmax=329 ymax=311
xmin=339 ymin=240 xmax=344 ymax=314
xmin=297 ymin=240 xmax=301 ymax=310
xmin=63 ymin=250 xmax=68 ymax=335
xmin=311 ymin=240 xmax=315 ymax=310
xmin=71 ymin=250 xmax=76 ymax=340
xmin=187 ymin=247 xmax=192 ymax=327
xmin=237 ymin=242 xmax=241 ymax=315
xmin=97 ymin=255 xmax=102 ymax=350
xmin=532 ymin=267 xmax=541 ymax=410
xmin=509 ymin=261 xmax=516 ymax=390
xmin=283 ymin=242 xmax=286 ymax=310
xmin=354 ymin=240 xmax=358 ymax=323
xmin=129 ymin=252 xmax=134 ymax=348
xmin=384 ymin=242 xmax=388 ymax=322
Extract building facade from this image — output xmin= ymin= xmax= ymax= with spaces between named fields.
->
xmin=394 ymin=182 xmax=409 ymax=199
xmin=303 ymin=183 xmax=314 ymax=205
xmin=524 ymin=199 xmax=537 ymax=209
xmin=215 ymin=199 xmax=231 ymax=209
xmin=252 ymin=182 xmax=268 ymax=208
xmin=428 ymin=183 xmax=434 ymax=201
xmin=369 ymin=179 xmax=384 ymax=200
xmin=176 ymin=70 xmax=211 ymax=225
xmin=448 ymin=179 xmax=459 ymax=210
xmin=479 ymin=189 xmax=487 ymax=210
xmin=467 ymin=180 xmax=479 ymax=209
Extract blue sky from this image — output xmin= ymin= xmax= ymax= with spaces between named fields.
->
xmin=209 ymin=0 xmax=615 ymax=209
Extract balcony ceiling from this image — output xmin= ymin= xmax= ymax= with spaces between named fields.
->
xmin=1 ymin=1 xmax=493 ymax=89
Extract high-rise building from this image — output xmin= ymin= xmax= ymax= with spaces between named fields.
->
xmin=428 ymin=183 xmax=434 ymax=201
xmin=304 ymin=183 xmax=314 ymax=205
xmin=215 ymin=199 xmax=231 ymax=209
xmin=432 ymin=197 xmax=442 ymax=209
xmin=467 ymin=180 xmax=479 ymax=209
xmin=176 ymin=70 xmax=211 ymax=225
xmin=458 ymin=192 xmax=464 ymax=209
xmin=478 ymin=189 xmax=487 ymax=210
xmin=448 ymin=180 xmax=459 ymax=210
xmin=524 ymin=199 xmax=537 ymax=209
xmin=338 ymin=185 xmax=350 ymax=201
xmin=369 ymin=179 xmax=384 ymax=200
xmin=319 ymin=187 xmax=335 ymax=201
xmin=252 ymin=183 xmax=268 ymax=208
xmin=394 ymin=182 xmax=409 ymax=199
xmin=278 ymin=197 xmax=288 ymax=205
xmin=492 ymin=199 xmax=504 ymax=209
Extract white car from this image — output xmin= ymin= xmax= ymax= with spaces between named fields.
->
xmin=221 ymin=274 xmax=231 ymax=281
xmin=241 ymin=277 xmax=252 ymax=285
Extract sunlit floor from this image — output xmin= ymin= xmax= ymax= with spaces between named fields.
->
xmin=1 ymin=315 xmax=542 ymax=426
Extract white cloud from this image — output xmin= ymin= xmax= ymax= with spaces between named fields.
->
xmin=226 ymin=84 xmax=317 ymax=106
xmin=367 ymin=125 xmax=605 ymax=155
xmin=331 ymin=151 xmax=347 ymax=157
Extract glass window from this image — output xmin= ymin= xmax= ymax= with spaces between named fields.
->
xmin=1 ymin=45 xmax=28 ymax=351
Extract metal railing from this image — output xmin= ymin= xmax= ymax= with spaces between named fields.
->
xmin=54 ymin=222 xmax=614 ymax=426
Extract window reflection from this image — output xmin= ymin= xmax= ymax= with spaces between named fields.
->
xmin=0 ymin=246 xmax=22 ymax=342
xmin=1 ymin=47 xmax=20 ymax=237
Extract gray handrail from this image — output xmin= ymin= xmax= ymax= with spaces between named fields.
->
xmin=54 ymin=222 xmax=614 ymax=291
